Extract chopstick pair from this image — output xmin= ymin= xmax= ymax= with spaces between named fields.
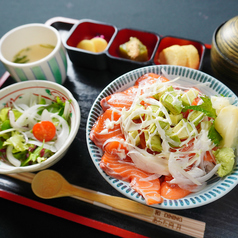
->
xmin=7 ymin=172 xmax=206 ymax=238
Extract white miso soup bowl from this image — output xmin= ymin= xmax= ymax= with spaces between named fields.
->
xmin=0 ymin=23 xmax=67 ymax=84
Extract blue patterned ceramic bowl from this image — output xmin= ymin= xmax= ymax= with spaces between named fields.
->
xmin=86 ymin=65 xmax=238 ymax=209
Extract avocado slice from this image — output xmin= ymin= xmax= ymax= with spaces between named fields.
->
xmin=159 ymin=120 xmax=170 ymax=130
xmin=144 ymin=130 xmax=162 ymax=152
xmin=172 ymin=119 xmax=195 ymax=140
xmin=181 ymin=88 xmax=199 ymax=106
xmin=147 ymin=105 xmax=164 ymax=117
xmin=169 ymin=113 xmax=183 ymax=126
xmin=149 ymin=121 xmax=170 ymax=135
xmin=165 ymin=129 xmax=181 ymax=147
xmin=129 ymin=130 xmax=140 ymax=146
xmin=149 ymin=123 xmax=157 ymax=134
xmin=131 ymin=104 xmax=145 ymax=120
xmin=187 ymin=110 xmax=204 ymax=126
xmin=153 ymin=85 xmax=174 ymax=100
xmin=160 ymin=91 xmax=183 ymax=115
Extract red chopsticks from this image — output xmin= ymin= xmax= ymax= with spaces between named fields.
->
xmin=0 ymin=189 xmax=147 ymax=238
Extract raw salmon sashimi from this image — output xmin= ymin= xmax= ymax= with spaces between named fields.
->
xmin=100 ymin=73 xmax=169 ymax=111
xmin=100 ymin=86 xmax=139 ymax=111
xmin=100 ymin=149 xmax=163 ymax=205
xmin=104 ymin=136 xmax=128 ymax=156
xmin=134 ymin=73 xmax=169 ymax=86
xmin=89 ymin=109 xmax=124 ymax=149
xmin=160 ymin=180 xmax=191 ymax=200
xmin=90 ymin=73 xmax=171 ymax=205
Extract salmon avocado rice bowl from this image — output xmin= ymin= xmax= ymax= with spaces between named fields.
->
xmin=89 ymin=70 xmax=238 ymax=206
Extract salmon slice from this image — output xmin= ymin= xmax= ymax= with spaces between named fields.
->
xmin=90 ymin=73 xmax=173 ymax=205
xmin=100 ymin=74 xmax=169 ymax=111
xmin=90 ymin=109 xmax=123 ymax=149
xmin=135 ymin=73 xmax=169 ymax=86
xmin=104 ymin=136 xmax=128 ymax=155
xmin=160 ymin=181 xmax=191 ymax=200
xmin=100 ymin=86 xmax=138 ymax=111
xmin=100 ymin=150 xmax=163 ymax=205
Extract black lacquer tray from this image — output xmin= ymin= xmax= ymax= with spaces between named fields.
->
xmin=0 ymin=17 xmax=238 ymax=238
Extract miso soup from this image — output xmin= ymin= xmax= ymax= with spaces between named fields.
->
xmin=13 ymin=44 xmax=55 ymax=63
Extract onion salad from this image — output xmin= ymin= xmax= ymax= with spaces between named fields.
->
xmin=0 ymin=95 xmax=71 ymax=167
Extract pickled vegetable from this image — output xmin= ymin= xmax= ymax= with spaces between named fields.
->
xmin=76 ymin=37 xmax=108 ymax=53
xmin=91 ymin=38 xmax=108 ymax=52
xmin=77 ymin=40 xmax=96 ymax=52
xmin=119 ymin=37 xmax=148 ymax=62
xmin=214 ymin=105 xmax=238 ymax=148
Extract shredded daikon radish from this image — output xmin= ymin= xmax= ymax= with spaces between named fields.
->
xmin=128 ymin=148 xmax=169 ymax=175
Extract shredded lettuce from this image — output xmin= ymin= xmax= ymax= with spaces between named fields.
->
xmin=0 ymin=108 xmax=10 ymax=121
xmin=3 ymin=131 xmax=29 ymax=152
xmin=21 ymin=142 xmax=44 ymax=166
xmin=1 ymin=120 xmax=11 ymax=131
xmin=39 ymin=96 xmax=71 ymax=118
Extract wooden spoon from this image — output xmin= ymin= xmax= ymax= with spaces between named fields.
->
xmin=31 ymin=169 xmax=152 ymax=216
xmin=23 ymin=170 xmax=205 ymax=237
